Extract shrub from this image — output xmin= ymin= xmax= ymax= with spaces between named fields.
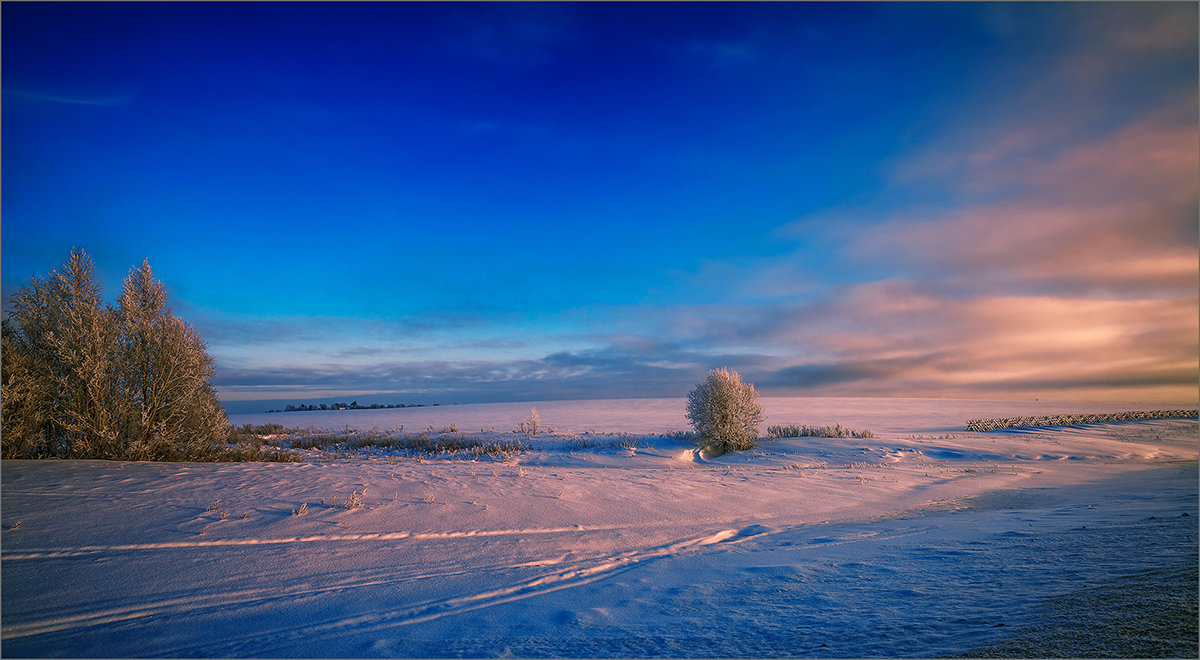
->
xmin=283 ymin=428 xmax=530 ymax=458
xmin=564 ymin=436 xmax=600 ymax=450
xmin=767 ymin=423 xmax=875 ymax=439
xmin=228 ymin=423 xmax=289 ymax=446
xmin=210 ymin=442 xmax=303 ymax=463
xmin=612 ymin=433 xmax=640 ymax=449
xmin=685 ymin=367 xmax=764 ymax=453
xmin=331 ymin=490 xmax=363 ymax=509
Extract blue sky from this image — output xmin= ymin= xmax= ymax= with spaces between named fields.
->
xmin=3 ymin=2 xmax=1197 ymax=412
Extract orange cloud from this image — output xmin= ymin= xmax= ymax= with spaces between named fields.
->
xmin=755 ymin=283 xmax=1198 ymax=403
xmin=847 ymin=95 xmax=1198 ymax=300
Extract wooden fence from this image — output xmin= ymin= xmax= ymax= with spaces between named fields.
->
xmin=965 ymin=409 xmax=1198 ymax=432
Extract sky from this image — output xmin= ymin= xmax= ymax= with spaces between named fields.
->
xmin=3 ymin=1 xmax=1197 ymax=413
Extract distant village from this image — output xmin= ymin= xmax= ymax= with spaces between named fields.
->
xmin=267 ymin=401 xmax=442 ymax=413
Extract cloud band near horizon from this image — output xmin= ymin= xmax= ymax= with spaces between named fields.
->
xmin=3 ymin=2 xmax=1196 ymax=411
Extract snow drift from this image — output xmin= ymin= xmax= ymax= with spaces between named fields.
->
xmin=2 ymin=398 xmax=1196 ymax=657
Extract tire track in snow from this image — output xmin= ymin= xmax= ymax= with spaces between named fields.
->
xmin=4 ymin=516 xmax=935 ymax=655
xmin=284 ymin=524 xmax=931 ymax=649
xmin=1 ymin=524 xmax=651 ymax=560
xmin=1 ymin=524 xmax=758 ymax=643
xmin=3 ymin=519 xmax=930 ymax=653
xmin=2 ymin=587 xmax=284 ymax=640
xmin=1 ymin=558 xmax=502 ymax=641
xmin=153 ymin=526 xmax=775 ymax=657
xmin=3 ymin=510 xmax=804 ymax=560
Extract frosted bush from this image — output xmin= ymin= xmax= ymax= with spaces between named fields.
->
xmin=685 ymin=368 xmax=765 ymax=453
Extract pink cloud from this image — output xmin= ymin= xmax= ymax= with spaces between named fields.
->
xmin=848 ymin=95 xmax=1198 ymax=299
xmin=752 ymin=283 xmax=1198 ymax=402
xmin=656 ymin=5 xmax=1198 ymax=403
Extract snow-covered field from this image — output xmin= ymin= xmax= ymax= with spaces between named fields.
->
xmin=2 ymin=398 xmax=1196 ymax=658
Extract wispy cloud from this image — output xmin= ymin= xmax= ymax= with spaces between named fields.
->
xmin=192 ymin=306 xmax=524 ymax=349
xmin=674 ymin=6 xmax=1199 ymax=402
xmin=5 ymin=89 xmax=133 ymax=107
xmin=212 ymin=331 xmax=781 ymax=405
xmin=213 ymin=278 xmax=1197 ymax=404
xmin=145 ymin=4 xmax=1200 ymax=406
xmin=845 ymin=99 xmax=1198 ymax=300
xmin=593 ymin=277 xmax=1187 ymax=402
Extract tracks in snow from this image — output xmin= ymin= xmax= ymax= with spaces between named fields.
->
xmin=3 ymin=525 xmax=630 ymax=560
xmin=2 ymin=522 xmax=774 ymax=654
xmin=2 ymin=514 xmax=939 ymax=656
xmin=185 ymin=524 xmax=779 ymax=656
xmin=2 ymin=519 xmax=786 ymax=562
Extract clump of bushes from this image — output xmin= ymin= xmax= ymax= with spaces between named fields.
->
xmin=768 ymin=423 xmax=875 ymax=439
xmin=563 ymin=433 xmax=641 ymax=450
xmin=233 ymin=423 xmax=287 ymax=437
xmin=211 ymin=442 xmax=304 ymax=463
xmin=685 ymin=367 xmax=764 ymax=454
xmin=227 ymin=423 xmax=291 ymax=448
xmin=563 ymin=436 xmax=600 ymax=450
xmin=2 ymin=250 xmax=230 ymax=461
xmin=284 ymin=428 xmax=530 ymax=459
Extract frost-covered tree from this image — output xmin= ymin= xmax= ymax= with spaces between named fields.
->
xmin=3 ymin=249 xmax=127 ymax=457
xmin=1 ymin=250 xmax=227 ymax=460
xmin=685 ymin=367 xmax=765 ymax=453
xmin=116 ymin=259 xmax=227 ymax=460
xmin=518 ymin=407 xmax=541 ymax=435
xmin=2 ymin=317 xmax=54 ymax=457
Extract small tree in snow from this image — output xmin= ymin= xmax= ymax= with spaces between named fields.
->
xmin=685 ymin=367 xmax=764 ymax=454
xmin=518 ymin=408 xmax=541 ymax=435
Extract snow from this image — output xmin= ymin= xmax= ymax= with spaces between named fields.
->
xmin=231 ymin=395 xmax=1191 ymax=436
xmin=2 ymin=398 xmax=1196 ymax=658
